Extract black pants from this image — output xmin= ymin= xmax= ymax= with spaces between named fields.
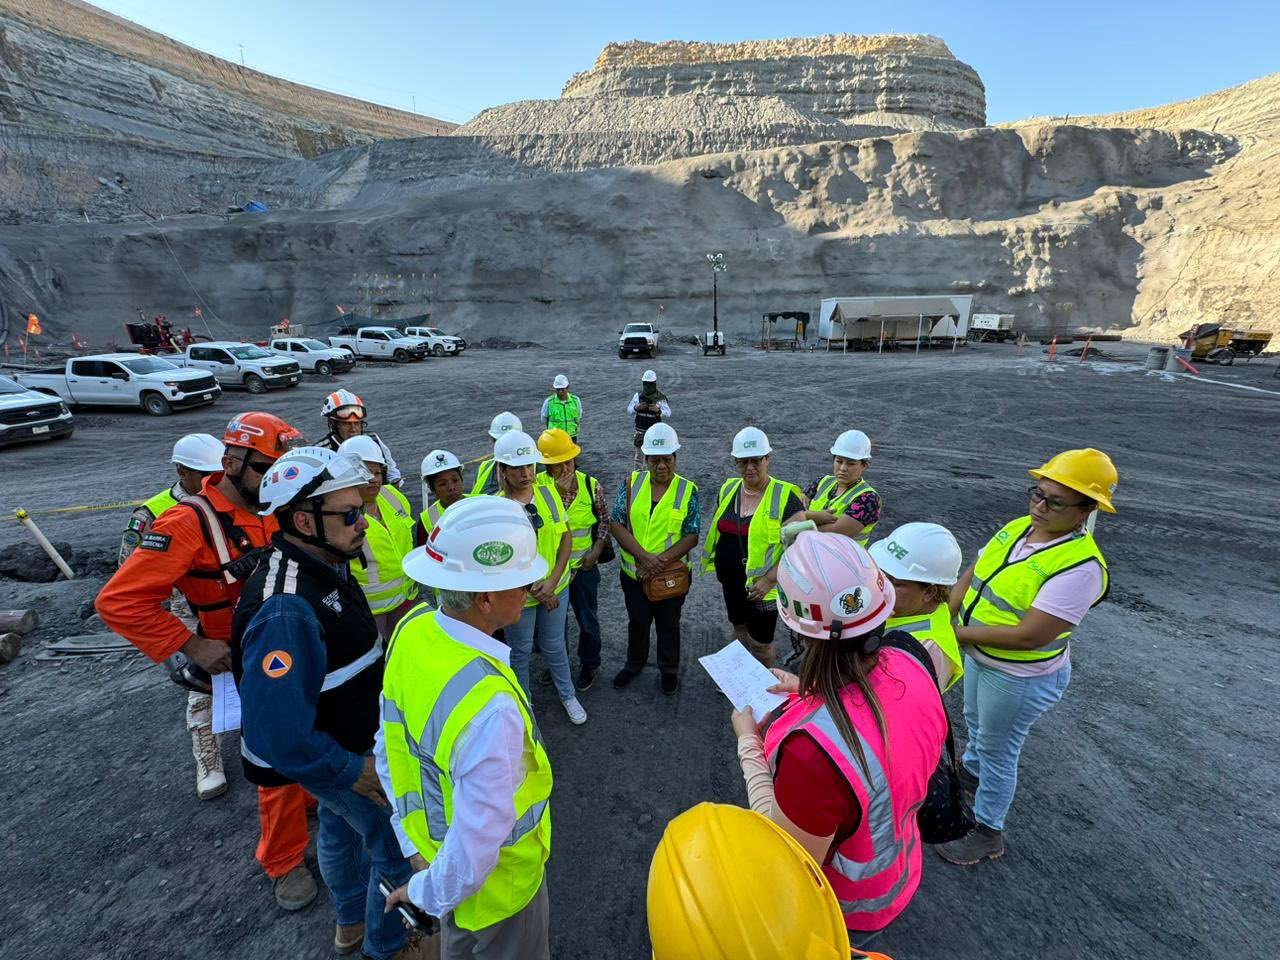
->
xmin=716 ymin=559 xmax=779 ymax=646
xmin=570 ymin=564 xmax=601 ymax=667
xmin=619 ymin=571 xmax=684 ymax=676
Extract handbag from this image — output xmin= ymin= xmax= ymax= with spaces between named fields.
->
xmin=643 ymin=559 xmax=691 ymax=602
xmin=880 ymin=631 xmax=976 ymax=844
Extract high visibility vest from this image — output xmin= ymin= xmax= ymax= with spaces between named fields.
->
xmin=418 ymin=499 xmax=447 ymax=538
xmin=618 ymin=471 xmax=697 ymax=580
xmin=537 ymin=471 xmax=597 ymax=571
xmin=499 ymin=484 xmax=571 ymax=605
xmin=701 ymin=476 xmax=799 ymax=602
xmin=381 ymin=608 xmax=552 ymax=931
xmin=811 ymin=475 xmax=879 ymax=546
xmin=144 ymin=485 xmax=181 ymax=518
xmin=352 ymin=486 xmax=419 ymax=615
xmin=961 ymin=516 xmax=1109 ymax=663
xmin=885 ymin=604 xmax=963 ymax=692
xmin=545 ymin=395 xmax=582 ymax=436
xmin=469 ymin=459 xmax=499 ymax=497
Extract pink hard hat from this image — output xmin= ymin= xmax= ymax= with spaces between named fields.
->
xmin=776 ymin=531 xmax=896 ymax=641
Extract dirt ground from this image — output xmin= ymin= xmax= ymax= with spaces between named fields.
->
xmin=1 ymin=340 xmax=1277 ymax=959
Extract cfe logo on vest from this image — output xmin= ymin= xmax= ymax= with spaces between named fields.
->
xmin=262 ymin=650 xmax=293 ymax=678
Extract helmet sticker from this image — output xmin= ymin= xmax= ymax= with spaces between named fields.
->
xmin=473 ymin=541 xmax=515 ymax=567
xmin=838 ymin=588 xmax=865 ymax=616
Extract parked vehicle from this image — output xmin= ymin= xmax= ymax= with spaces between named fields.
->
xmin=0 ymin=374 xmax=75 ymax=445
xmin=329 ymin=326 xmax=428 ymax=363
xmin=403 ymin=325 xmax=466 ymax=356
xmin=969 ymin=314 xmax=1017 ymax=342
xmin=179 ymin=342 xmax=301 ymax=393
xmin=619 ymin=322 xmax=659 ymax=358
xmin=13 ymin=354 xmax=220 ymax=416
xmin=268 ymin=337 xmax=356 ymax=376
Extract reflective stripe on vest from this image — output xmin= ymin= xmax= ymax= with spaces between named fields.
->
xmin=538 ymin=471 xmax=596 ymax=569
xmin=418 ymin=499 xmax=446 ymax=538
xmin=469 ymin=459 xmax=498 ymax=497
xmin=545 ymin=395 xmax=581 ymax=436
xmin=811 ymin=475 xmax=879 ymax=546
xmin=962 ymin=516 xmax=1109 ymax=663
xmin=701 ymin=477 xmax=795 ymax=599
xmin=885 ymin=604 xmax=963 ymax=692
xmin=618 ymin=472 xmax=695 ymax=580
xmin=181 ymin=494 xmax=238 ymax=585
xmin=352 ymin=486 xmax=418 ymax=615
xmin=381 ymin=610 xmax=552 ymax=930
xmin=500 ymin=484 xmax=570 ymax=603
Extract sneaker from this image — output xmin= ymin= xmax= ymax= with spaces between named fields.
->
xmin=613 ymin=667 xmax=640 ymax=689
xmin=273 ymin=864 xmax=318 ymax=911
xmin=191 ymin=726 xmax=227 ymax=800
xmin=562 ymin=697 xmax=588 ymax=725
xmin=334 ymin=921 xmax=364 ymax=955
xmin=935 ymin=824 xmax=1005 ymax=865
xmin=660 ymin=673 xmax=679 ymax=695
xmin=576 ymin=664 xmax=597 ymax=691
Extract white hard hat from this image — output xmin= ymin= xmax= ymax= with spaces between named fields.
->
xmin=552 ymin=374 xmax=569 ymax=389
xmin=493 ymin=430 xmax=542 ymax=467
xmin=641 ymin=369 xmax=657 ymax=383
xmin=259 ymin=446 xmax=372 ymax=516
xmin=403 ymin=495 xmax=549 ymax=591
xmin=831 ymin=429 xmax=872 ymax=461
xmin=869 ymin=522 xmax=963 ymax=586
xmin=338 ymin=434 xmax=387 ymax=467
xmin=171 ymin=433 xmax=225 ymax=473
xmin=421 ymin=449 xmax=462 ymax=478
xmin=488 ymin=411 xmax=523 ymax=440
xmin=731 ymin=426 xmax=772 ymax=458
xmin=642 ymin=423 xmax=681 ymax=456
xmin=322 ymin=389 xmax=365 ymax=420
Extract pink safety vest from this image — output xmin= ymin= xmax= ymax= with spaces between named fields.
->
xmin=762 ymin=648 xmax=946 ymax=932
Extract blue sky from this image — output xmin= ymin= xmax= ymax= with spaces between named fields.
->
xmin=92 ymin=0 xmax=1279 ymax=125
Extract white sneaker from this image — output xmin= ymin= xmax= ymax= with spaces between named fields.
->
xmin=562 ymin=697 xmax=587 ymax=725
xmin=192 ymin=726 xmax=227 ymax=799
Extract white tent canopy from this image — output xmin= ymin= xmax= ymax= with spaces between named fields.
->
xmin=818 ymin=295 xmax=974 ymax=342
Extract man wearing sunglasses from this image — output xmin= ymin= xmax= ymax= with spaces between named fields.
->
xmin=97 ymin=412 xmax=320 ymax=912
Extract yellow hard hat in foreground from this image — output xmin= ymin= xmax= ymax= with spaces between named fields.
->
xmin=648 ymin=803 xmax=851 ymax=960
xmin=1029 ymin=447 xmax=1118 ymax=513
xmin=537 ymin=428 xmax=581 ymax=465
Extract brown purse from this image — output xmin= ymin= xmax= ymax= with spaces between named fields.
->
xmin=643 ymin=559 xmax=691 ymax=602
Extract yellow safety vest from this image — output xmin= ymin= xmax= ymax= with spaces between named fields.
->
xmin=961 ymin=516 xmax=1109 ymax=662
xmin=499 ymin=484 xmax=571 ymax=605
xmin=545 ymin=395 xmax=582 ymax=436
xmin=144 ymin=485 xmax=181 ymax=518
xmin=537 ymin=471 xmax=597 ymax=571
xmin=381 ymin=607 xmax=552 ymax=931
xmin=352 ymin=486 xmax=419 ymax=615
xmin=701 ymin=477 xmax=800 ymax=602
xmin=618 ymin=471 xmax=697 ymax=580
xmin=418 ymin=499 xmax=448 ymax=538
xmin=469 ymin=459 xmax=499 ymax=497
xmin=885 ymin=604 xmax=964 ymax=691
xmin=810 ymin=475 xmax=879 ymax=546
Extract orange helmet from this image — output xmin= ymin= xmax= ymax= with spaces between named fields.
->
xmin=223 ymin=412 xmax=304 ymax=461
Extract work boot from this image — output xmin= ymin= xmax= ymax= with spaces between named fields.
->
xmin=393 ymin=932 xmax=441 ymax=960
xmin=273 ymin=864 xmax=318 ymax=911
xmin=936 ymin=824 xmax=1005 ymax=865
xmin=660 ymin=673 xmax=679 ymax=696
xmin=576 ymin=664 xmax=597 ymax=691
xmin=191 ymin=726 xmax=227 ymax=800
xmin=613 ymin=667 xmax=640 ymax=689
xmin=334 ymin=921 xmax=364 ymax=955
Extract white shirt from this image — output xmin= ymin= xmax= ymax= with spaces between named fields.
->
xmin=627 ymin=393 xmax=672 ymax=419
xmin=373 ymin=611 xmax=530 ymax=917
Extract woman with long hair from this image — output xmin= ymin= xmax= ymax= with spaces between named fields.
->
xmin=731 ymin=532 xmax=947 ymax=950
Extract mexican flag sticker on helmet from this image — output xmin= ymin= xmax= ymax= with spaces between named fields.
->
xmin=473 ymin=541 xmax=514 ymax=567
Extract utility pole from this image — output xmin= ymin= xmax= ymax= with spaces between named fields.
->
xmin=239 ymin=45 xmax=245 ymax=66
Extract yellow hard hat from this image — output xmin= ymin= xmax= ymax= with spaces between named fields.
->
xmin=536 ymin=428 xmax=581 ymax=465
xmin=1029 ymin=448 xmax=1118 ymax=513
xmin=647 ymin=803 xmax=850 ymax=960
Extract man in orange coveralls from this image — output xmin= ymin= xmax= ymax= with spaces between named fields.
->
xmin=97 ymin=411 xmax=318 ymax=911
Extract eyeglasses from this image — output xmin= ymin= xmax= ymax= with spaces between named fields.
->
xmin=242 ymin=457 xmax=275 ymax=475
xmin=319 ymin=506 xmax=363 ymax=527
xmin=1027 ymin=485 xmax=1090 ymax=512
xmin=523 ymin=502 xmax=544 ymax=530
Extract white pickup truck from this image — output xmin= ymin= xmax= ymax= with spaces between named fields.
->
xmin=13 ymin=354 xmax=221 ymax=416
xmin=0 ymin=374 xmax=75 ymax=445
xmin=268 ymin=337 xmax=357 ymax=376
xmin=403 ymin=326 xmax=466 ymax=357
xmin=329 ymin=327 xmax=428 ymax=363
xmin=179 ymin=342 xmax=301 ymax=393
xmin=618 ymin=322 xmax=660 ymax=358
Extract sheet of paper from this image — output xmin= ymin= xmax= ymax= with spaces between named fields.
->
xmin=698 ymin=639 xmax=788 ymax=722
xmin=212 ymin=670 xmax=241 ymax=734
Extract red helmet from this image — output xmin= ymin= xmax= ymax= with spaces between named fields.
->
xmin=223 ymin=412 xmax=304 ymax=461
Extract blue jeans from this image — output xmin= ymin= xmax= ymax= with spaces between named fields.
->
xmin=569 ymin=564 xmax=602 ymax=667
xmin=308 ymin=781 xmax=412 ymax=960
xmin=960 ymin=654 xmax=1072 ymax=831
xmin=506 ymin=587 xmax=574 ymax=701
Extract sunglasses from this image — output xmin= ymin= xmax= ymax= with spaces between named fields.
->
xmin=1027 ymin=485 xmax=1090 ymax=513
xmin=319 ymin=506 xmax=363 ymax=527
xmin=242 ymin=456 xmax=275 ymax=475
xmin=523 ymin=502 xmax=544 ymax=530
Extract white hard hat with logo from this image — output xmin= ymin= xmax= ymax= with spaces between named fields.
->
xmin=259 ymin=447 xmax=373 ymax=516
xmin=171 ymin=434 xmax=225 ymax=473
xmin=403 ymin=495 xmax=549 ymax=591
xmin=868 ymin=522 xmax=962 ymax=586
xmin=421 ymin=449 xmax=462 ymax=478
xmin=831 ymin=429 xmax=872 ymax=461
xmin=641 ymin=369 xmax=657 ymax=383
xmin=552 ymin=374 xmax=569 ymax=389
xmin=731 ymin=426 xmax=772 ymax=458
xmin=642 ymin=423 xmax=681 ymax=456
xmin=488 ymin=411 xmax=523 ymax=440
xmin=338 ymin=434 xmax=387 ymax=466
xmin=493 ymin=430 xmax=542 ymax=467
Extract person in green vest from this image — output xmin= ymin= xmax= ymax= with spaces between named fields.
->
xmin=536 ymin=428 xmax=611 ymax=691
xmin=869 ymin=522 xmax=965 ymax=692
xmin=937 ymin=448 xmax=1117 ymax=867
xmin=788 ymin=429 xmax=882 ymax=547
xmin=339 ymin=436 xmax=419 ymax=640
xmin=118 ymin=433 xmax=225 ymax=564
xmin=416 ymin=449 xmax=465 ymax=547
xmin=379 ymin=496 xmax=554 ymax=960
xmin=540 ymin=374 xmax=582 ymax=442
xmin=702 ymin=426 xmax=804 ymax=669
xmin=470 ymin=411 xmax=522 ymax=497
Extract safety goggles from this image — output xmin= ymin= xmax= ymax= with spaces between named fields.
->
xmin=318 ymin=506 xmax=363 ymax=527
xmin=1027 ymin=485 xmax=1090 ymax=513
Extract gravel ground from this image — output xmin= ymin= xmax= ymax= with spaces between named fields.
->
xmin=1 ymin=341 xmax=1278 ymax=959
